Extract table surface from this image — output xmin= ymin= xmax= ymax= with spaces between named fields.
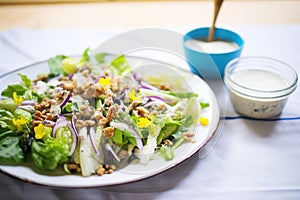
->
xmin=1 ymin=1 xmax=300 ymax=200
xmin=0 ymin=0 xmax=300 ymax=30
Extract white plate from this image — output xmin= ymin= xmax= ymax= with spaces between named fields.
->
xmin=0 ymin=54 xmax=219 ymax=187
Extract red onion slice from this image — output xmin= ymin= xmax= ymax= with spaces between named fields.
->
xmin=16 ymin=105 xmax=35 ymax=113
xmin=59 ymin=91 xmax=71 ymax=108
xmin=52 ymin=119 xmax=78 ymax=156
xmin=71 ymin=116 xmax=79 ymax=137
xmin=105 ymin=143 xmax=120 ymax=162
xmin=146 ymin=95 xmax=166 ymax=102
xmin=140 ymin=82 xmax=158 ymax=91
xmin=88 ymin=127 xmax=99 ymax=155
xmin=21 ymin=100 xmax=37 ymax=106
xmin=143 ymin=96 xmax=172 ymax=107
xmin=68 ymin=73 xmax=74 ymax=80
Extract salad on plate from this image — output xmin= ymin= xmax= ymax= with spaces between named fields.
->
xmin=0 ymin=48 xmax=210 ymax=177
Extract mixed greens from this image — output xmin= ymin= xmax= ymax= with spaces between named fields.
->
xmin=0 ymin=49 xmax=209 ymax=177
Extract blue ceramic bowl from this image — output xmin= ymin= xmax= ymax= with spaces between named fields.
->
xmin=183 ymin=27 xmax=244 ymax=79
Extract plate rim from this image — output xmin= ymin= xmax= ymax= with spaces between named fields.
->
xmin=0 ymin=54 xmax=220 ymax=188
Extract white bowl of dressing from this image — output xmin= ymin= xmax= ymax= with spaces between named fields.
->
xmin=224 ymin=57 xmax=298 ymax=119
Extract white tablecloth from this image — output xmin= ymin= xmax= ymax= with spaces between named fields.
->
xmin=0 ymin=25 xmax=300 ymax=200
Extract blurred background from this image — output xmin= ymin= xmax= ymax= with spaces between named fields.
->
xmin=0 ymin=0 xmax=300 ymax=30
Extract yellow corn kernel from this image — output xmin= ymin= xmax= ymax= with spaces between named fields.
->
xmin=200 ymin=117 xmax=209 ymax=126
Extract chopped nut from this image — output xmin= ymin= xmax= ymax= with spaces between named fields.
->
xmin=75 ymin=119 xmax=86 ymax=128
xmin=59 ymin=76 xmax=70 ymax=82
xmin=106 ymin=164 xmax=116 ymax=170
xmin=104 ymin=90 xmax=114 ymax=106
xmin=68 ymin=164 xmax=81 ymax=173
xmin=103 ymin=127 xmax=114 ymax=139
xmin=32 ymin=120 xmax=43 ymax=126
xmin=164 ymin=139 xmax=174 ymax=147
xmin=184 ymin=132 xmax=194 ymax=138
xmin=96 ymin=165 xmax=105 ymax=176
xmin=159 ymin=84 xmax=170 ymax=91
xmin=128 ymin=100 xmax=141 ymax=111
xmin=62 ymin=81 xmax=76 ymax=91
xmin=33 ymin=74 xmax=48 ymax=82
xmin=98 ymin=118 xmax=108 ymax=126
xmin=150 ymin=110 xmax=158 ymax=116
xmin=135 ymin=106 xmax=150 ymax=117
xmin=34 ymin=110 xmax=45 ymax=119
xmin=184 ymin=132 xmax=195 ymax=143
xmin=157 ymin=103 xmax=167 ymax=111
xmin=45 ymin=113 xmax=54 ymax=121
xmin=33 ymin=98 xmax=57 ymax=128
xmin=103 ymin=164 xmax=116 ymax=174
xmin=92 ymin=112 xmax=104 ymax=121
xmin=81 ymin=69 xmax=90 ymax=77
xmin=105 ymin=105 xmax=117 ymax=123
xmin=110 ymin=76 xmax=121 ymax=92
xmin=86 ymin=120 xmax=96 ymax=126
xmin=96 ymin=164 xmax=116 ymax=176
xmin=104 ymin=169 xmax=114 ymax=174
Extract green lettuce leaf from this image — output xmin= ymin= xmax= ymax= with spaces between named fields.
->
xmin=14 ymin=108 xmax=32 ymax=123
xmin=0 ymin=109 xmax=15 ymax=132
xmin=79 ymin=48 xmax=90 ymax=63
xmin=109 ymin=55 xmax=131 ymax=76
xmin=31 ymin=131 xmax=69 ymax=171
xmin=94 ymin=52 xmax=106 ymax=64
xmin=157 ymin=118 xmax=180 ymax=145
xmin=159 ymin=145 xmax=174 ymax=161
xmin=48 ymin=55 xmax=68 ymax=75
xmin=0 ymin=130 xmax=21 ymax=141
xmin=0 ymin=100 xmax=17 ymax=113
xmin=18 ymin=73 xmax=32 ymax=88
xmin=0 ymin=136 xmax=25 ymax=165
xmin=200 ymin=101 xmax=210 ymax=109
xmin=1 ymin=84 xmax=27 ymax=98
